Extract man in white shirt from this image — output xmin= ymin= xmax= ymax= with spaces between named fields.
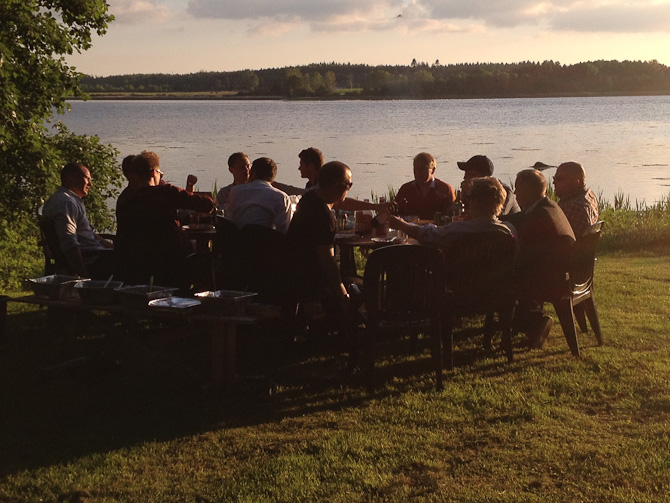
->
xmin=227 ymin=157 xmax=292 ymax=234
xmin=42 ymin=162 xmax=114 ymax=278
xmin=215 ymin=152 xmax=250 ymax=211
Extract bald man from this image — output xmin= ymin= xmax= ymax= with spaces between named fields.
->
xmin=553 ymin=161 xmax=599 ymax=236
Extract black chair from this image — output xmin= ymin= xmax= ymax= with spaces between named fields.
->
xmin=36 ymin=206 xmax=72 ymax=275
xmin=363 ymin=244 xmax=445 ymax=389
xmin=441 ymin=232 xmax=517 ymax=370
xmin=213 ymin=215 xmax=242 ymax=289
xmin=550 ymin=220 xmax=604 ymax=356
xmin=236 ymin=224 xmax=300 ymax=306
xmin=181 ymin=251 xmax=216 ymax=296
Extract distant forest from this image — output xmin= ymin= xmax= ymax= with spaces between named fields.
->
xmin=81 ymin=59 xmax=670 ymax=99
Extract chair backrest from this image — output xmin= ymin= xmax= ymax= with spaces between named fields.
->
xmin=36 ymin=207 xmax=71 ymax=275
xmin=571 ymin=220 xmax=604 ymax=290
xmin=213 ymin=215 xmax=242 ymax=288
xmin=237 ymin=224 xmax=299 ymax=305
xmin=443 ymin=231 xmax=517 ymax=312
xmin=364 ymin=245 xmax=444 ymax=325
xmin=181 ymin=251 xmax=216 ymax=295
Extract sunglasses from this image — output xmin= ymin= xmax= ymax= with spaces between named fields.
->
xmin=341 ymin=180 xmax=353 ymax=189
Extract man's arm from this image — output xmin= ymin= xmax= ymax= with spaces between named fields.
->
xmin=388 ymin=215 xmax=422 ymax=240
xmin=63 ymin=245 xmax=88 ymax=277
xmin=335 ymin=197 xmax=388 ymax=212
xmin=315 ymin=244 xmax=347 ymax=299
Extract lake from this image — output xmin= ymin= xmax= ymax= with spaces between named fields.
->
xmin=60 ymin=96 xmax=670 ymax=204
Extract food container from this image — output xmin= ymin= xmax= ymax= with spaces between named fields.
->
xmin=26 ymin=275 xmax=83 ymax=300
xmin=194 ymin=290 xmax=258 ymax=315
xmin=148 ymin=297 xmax=201 ymax=311
xmin=117 ymin=285 xmax=179 ymax=308
xmin=74 ymin=280 xmax=124 ymax=305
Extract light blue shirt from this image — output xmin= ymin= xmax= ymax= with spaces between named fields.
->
xmin=42 ymin=186 xmax=105 ymax=253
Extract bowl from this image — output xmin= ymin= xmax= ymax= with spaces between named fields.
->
xmin=26 ymin=275 xmax=83 ymax=300
xmin=117 ymin=285 xmax=179 ymax=308
xmin=75 ymin=280 xmax=124 ymax=305
xmin=193 ymin=290 xmax=258 ymax=315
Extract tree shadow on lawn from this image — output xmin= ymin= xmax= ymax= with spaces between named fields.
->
xmin=0 ymin=307 xmax=575 ymax=477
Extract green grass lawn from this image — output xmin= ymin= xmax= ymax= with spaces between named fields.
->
xmin=1 ymin=252 xmax=669 ymax=503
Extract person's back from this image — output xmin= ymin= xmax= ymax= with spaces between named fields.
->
xmin=511 ymin=197 xmax=575 ymax=297
xmin=507 ymin=169 xmax=575 ymax=348
xmin=115 ymin=151 xmax=214 ymax=286
xmin=389 ymin=177 xmax=515 ymax=253
xmin=226 ymin=157 xmax=292 ymax=234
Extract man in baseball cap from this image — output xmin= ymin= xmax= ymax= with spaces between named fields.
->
xmin=458 ymin=155 xmax=520 ymax=216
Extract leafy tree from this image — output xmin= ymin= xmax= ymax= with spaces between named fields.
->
xmin=0 ymin=0 xmax=120 ymax=287
xmin=0 ymin=0 xmax=120 ymax=227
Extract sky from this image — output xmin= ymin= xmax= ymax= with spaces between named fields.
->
xmin=67 ymin=0 xmax=670 ymax=76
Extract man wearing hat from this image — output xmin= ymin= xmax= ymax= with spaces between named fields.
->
xmin=458 ymin=155 xmax=520 ymax=216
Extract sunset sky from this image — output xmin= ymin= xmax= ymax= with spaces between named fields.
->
xmin=68 ymin=0 xmax=670 ymax=76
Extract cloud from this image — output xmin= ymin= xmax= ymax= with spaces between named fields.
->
xmin=550 ymin=3 xmax=670 ymax=33
xmin=187 ymin=0 xmax=366 ymax=21
xmin=109 ymin=0 xmax=173 ymax=24
xmin=185 ymin=0 xmax=670 ymax=34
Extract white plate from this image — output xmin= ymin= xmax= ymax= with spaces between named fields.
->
xmin=148 ymin=297 xmax=201 ymax=309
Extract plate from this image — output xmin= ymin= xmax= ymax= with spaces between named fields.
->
xmin=371 ymin=236 xmax=396 ymax=243
xmin=183 ymin=224 xmax=215 ymax=232
xmin=335 ymin=233 xmax=359 ymax=241
xmin=148 ymin=297 xmax=202 ymax=310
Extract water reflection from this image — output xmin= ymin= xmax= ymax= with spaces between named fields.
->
xmin=60 ymin=96 xmax=670 ymax=204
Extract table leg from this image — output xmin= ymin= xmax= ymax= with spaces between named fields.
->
xmin=0 ymin=296 xmax=9 ymax=344
xmin=210 ymin=320 xmax=238 ymax=389
xmin=338 ymin=244 xmax=357 ymax=279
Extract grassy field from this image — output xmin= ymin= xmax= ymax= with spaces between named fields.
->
xmin=1 ymin=251 xmax=669 ymax=502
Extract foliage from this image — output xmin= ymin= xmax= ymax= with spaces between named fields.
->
xmin=0 ymin=215 xmax=43 ymax=289
xmin=598 ymin=195 xmax=670 ymax=253
xmin=81 ymin=60 xmax=670 ymax=99
xmin=48 ymin=123 xmax=122 ymax=232
xmin=0 ymin=0 xmax=118 ymax=224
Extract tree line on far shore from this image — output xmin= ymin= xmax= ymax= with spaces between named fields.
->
xmin=81 ymin=59 xmax=670 ymax=98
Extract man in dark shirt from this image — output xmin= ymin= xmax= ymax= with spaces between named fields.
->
xmin=458 ymin=154 xmax=520 ymax=216
xmin=505 ymin=169 xmax=576 ymax=349
xmin=394 ymin=152 xmax=455 ymax=219
xmin=288 ymin=161 xmax=353 ymax=316
xmin=115 ymin=151 xmax=214 ymax=287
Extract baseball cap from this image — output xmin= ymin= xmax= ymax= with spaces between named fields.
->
xmin=457 ymin=155 xmax=494 ymax=176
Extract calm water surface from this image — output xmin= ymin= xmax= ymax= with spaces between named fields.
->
xmin=60 ymin=96 xmax=670 ymax=204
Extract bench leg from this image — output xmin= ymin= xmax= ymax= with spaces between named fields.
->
xmin=0 ymin=296 xmax=9 ymax=344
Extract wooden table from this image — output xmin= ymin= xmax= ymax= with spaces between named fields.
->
xmin=335 ymin=230 xmax=416 ymax=279
xmin=0 ymin=295 xmax=263 ymax=390
xmin=183 ymin=224 xmax=217 ymax=253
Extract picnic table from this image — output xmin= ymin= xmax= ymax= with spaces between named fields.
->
xmin=0 ymin=293 xmax=267 ymax=390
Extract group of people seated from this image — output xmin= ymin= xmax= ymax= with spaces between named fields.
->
xmin=41 ymin=146 xmax=599 ymax=349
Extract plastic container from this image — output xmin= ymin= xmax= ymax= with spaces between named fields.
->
xmin=117 ymin=285 xmax=179 ymax=308
xmin=75 ymin=280 xmax=124 ymax=305
xmin=26 ymin=275 xmax=83 ymax=300
xmin=194 ymin=290 xmax=258 ymax=315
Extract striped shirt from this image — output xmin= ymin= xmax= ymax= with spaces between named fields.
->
xmin=558 ymin=187 xmax=599 ymax=237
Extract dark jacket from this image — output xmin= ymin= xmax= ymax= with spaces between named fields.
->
xmin=504 ymin=197 xmax=575 ymax=299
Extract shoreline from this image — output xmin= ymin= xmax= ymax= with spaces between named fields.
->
xmin=74 ymin=91 xmax=670 ymax=101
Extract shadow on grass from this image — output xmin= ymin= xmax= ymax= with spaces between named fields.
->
xmin=0 ymin=305 xmax=585 ymax=478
